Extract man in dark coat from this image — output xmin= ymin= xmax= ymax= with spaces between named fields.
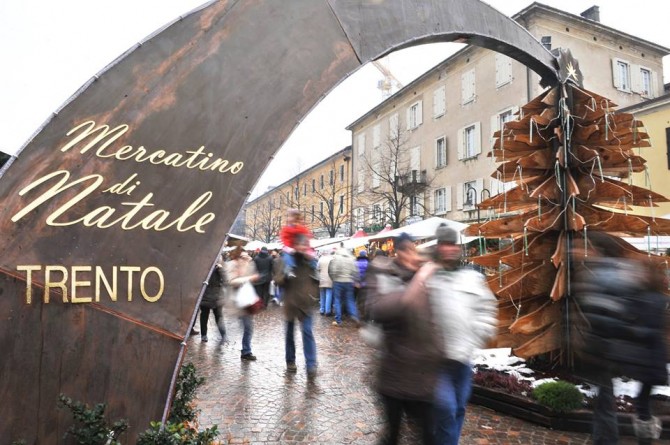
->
xmin=274 ymin=234 xmax=319 ymax=377
xmin=253 ymin=246 xmax=274 ymax=307
xmin=366 ymin=233 xmax=442 ymax=445
xmin=199 ymin=255 xmax=227 ymax=342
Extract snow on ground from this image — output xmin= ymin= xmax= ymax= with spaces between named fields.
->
xmin=473 ymin=348 xmax=670 ymax=399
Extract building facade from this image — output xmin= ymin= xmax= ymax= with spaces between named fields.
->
xmin=347 ymin=3 xmax=669 ymax=227
xmin=619 ymin=94 xmax=670 ymax=218
xmin=243 ymin=147 xmax=353 ymax=241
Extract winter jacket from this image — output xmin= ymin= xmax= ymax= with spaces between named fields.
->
xmin=253 ymin=251 xmax=273 ymax=284
xmin=573 ymin=257 xmax=669 ymax=384
xmin=224 ymin=258 xmax=259 ymax=317
xmin=317 ymin=254 xmax=333 ymax=288
xmin=200 ymin=263 xmax=226 ymax=309
xmin=366 ymin=257 xmax=443 ymax=401
xmin=274 ymin=253 xmax=319 ymax=321
xmin=426 ymin=265 xmax=498 ymax=365
xmin=328 ymin=248 xmax=359 ymax=283
xmin=356 ymin=257 xmax=369 ymax=287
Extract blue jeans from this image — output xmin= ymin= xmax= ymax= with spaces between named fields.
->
xmin=333 ymin=282 xmax=358 ymax=323
xmin=240 ymin=314 xmax=253 ymax=356
xmin=435 ymin=361 xmax=473 ymax=445
xmin=285 ymin=315 xmax=317 ymax=370
xmin=319 ymin=287 xmax=333 ymax=314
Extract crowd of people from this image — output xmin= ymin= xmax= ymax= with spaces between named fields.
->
xmin=193 ymin=208 xmax=669 ymax=445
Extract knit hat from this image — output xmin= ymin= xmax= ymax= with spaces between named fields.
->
xmin=435 ymin=223 xmax=458 ymax=244
xmin=394 ymin=232 xmax=413 ymax=251
xmin=359 ymin=250 xmax=367 ymax=257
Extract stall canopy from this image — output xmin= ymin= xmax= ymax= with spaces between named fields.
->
xmin=351 ymin=228 xmax=367 ymax=238
xmin=368 ymin=217 xmax=468 ymax=242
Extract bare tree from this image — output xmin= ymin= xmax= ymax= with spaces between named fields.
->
xmin=359 ymin=121 xmax=431 ymax=229
xmin=246 ymin=201 xmax=282 ymax=243
xmin=310 ymin=159 xmax=350 ymax=238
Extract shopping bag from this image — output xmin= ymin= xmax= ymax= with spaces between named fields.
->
xmin=234 ymin=281 xmax=261 ymax=309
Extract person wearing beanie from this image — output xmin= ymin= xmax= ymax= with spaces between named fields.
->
xmin=253 ymin=246 xmax=273 ymax=307
xmin=425 ymin=223 xmax=497 ymax=445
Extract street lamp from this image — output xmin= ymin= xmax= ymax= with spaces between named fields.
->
xmin=465 ymin=185 xmax=491 ymax=224
xmin=343 ymin=147 xmax=353 ymax=236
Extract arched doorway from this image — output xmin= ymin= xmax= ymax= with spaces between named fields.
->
xmin=0 ymin=1 xmax=558 ymax=441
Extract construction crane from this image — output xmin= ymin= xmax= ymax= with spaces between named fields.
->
xmin=372 ymin=59 xmax=403 ymax=99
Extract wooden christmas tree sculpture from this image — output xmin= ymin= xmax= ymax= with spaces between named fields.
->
xmin=464 ymin=69 xmax=670 ymax=364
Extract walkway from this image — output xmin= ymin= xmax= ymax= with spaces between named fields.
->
xmin=186 ymin=305 xmax=604 ymax=444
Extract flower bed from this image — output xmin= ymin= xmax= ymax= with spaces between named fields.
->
xmin=471 ymin=349 xmax=670 ymax=439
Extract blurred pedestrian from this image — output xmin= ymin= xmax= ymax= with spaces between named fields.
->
xmin=355 ymin=249 xmax=370 ymax=320
xmin=317 ymin=249 xmax=334 ymax=315
xmin=424 ymin=224 xmax=497 ymax=445
xmin=199 ymin=254 xmax=227 ymax=343
xmin=279 ymin=209 xmax=314 ymax=278
xmin=328 ymin=247 xmax=360 ymax=326
xmin=366 ymin=232 xmax=440 ymax=445
xmin=573 ymin=232 xmax=668 ymax=445
xmin=253 ymin=246 xmax=273 ymax=307
xmin=226 ymin=247 xmax=260 ymax=361
xmin=274 ymin=234 xmax=319 ymax=377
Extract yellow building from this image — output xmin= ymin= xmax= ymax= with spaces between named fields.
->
xmin=619 ymin=93 xmax=670 ymax=218
xmin=243 ymin=147 xmax=353 ymax=241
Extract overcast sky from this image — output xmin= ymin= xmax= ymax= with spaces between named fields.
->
xmin=1 ymin=0 xmax=669 ymax=198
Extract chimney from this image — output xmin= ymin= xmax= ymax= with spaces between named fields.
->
xmin=580 ymin=5 xmax=600 ymax=22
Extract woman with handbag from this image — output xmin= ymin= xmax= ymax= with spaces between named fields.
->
xmin=226 ymin=247 xmax=260 ymax=361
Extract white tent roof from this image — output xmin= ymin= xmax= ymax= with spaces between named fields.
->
xmin=368 ymin=217 xmax=468 ymax=241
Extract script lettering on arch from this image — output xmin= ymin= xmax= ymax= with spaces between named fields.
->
xmin=0 ymin=0 xmax=557 ymax=442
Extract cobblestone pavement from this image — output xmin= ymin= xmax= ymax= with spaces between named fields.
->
xmin=186 ymin=304 xmax=604 ymax=445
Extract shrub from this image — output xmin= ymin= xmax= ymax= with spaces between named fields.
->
xmin=473 ymin=369 xmax=532 ymax=395
xmin=137 ymin=421 xmax=219 ymax=445
xmin=532 ymin=380 xmax=584 ymax=412
xmin=136 ymin=362 xmax=220 ymax=444
xmin=57 ymin=394 xmax=129 ymax=445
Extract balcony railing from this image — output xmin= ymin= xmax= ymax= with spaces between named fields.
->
xmin=397 ymin=169 xmax=427 ymax=194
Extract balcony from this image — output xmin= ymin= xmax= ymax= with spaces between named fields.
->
xmin=397 ymin=169 xmax=427 ymax=194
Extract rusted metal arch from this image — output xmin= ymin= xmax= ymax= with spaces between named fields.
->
xmin=0 ymin=1 xmax=558 ymax=442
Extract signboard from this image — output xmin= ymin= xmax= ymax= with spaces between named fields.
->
xmin=0 ymin=0 xmax=556 ymax=442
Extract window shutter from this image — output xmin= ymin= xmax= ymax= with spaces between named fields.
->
xmin=612 ymin=58 xmax=630 ymax=90
xmin=445 ymin=186 xmax=452 ymax=212
xmin=430 ymin=190 xmax=435 ymax=214
xmin=373 ymin=124 xmax=381 ymax=148
xmin=631 ymin=64 xmax=642 ymax=94
xmin=416 ymin=100 xmax=423 ymax=126
xmin=358 ymin=133 xmax=366 ymax=156
xmin=474 ymin=122 xmax=482 ymax=156
xmin=410 ymin=146 xmax=421 ymax=171
xmin=490 ymin=114 xmax=500 ymax=145
xmin=456 ymin=182 xmax=464 ymax=210
xmin=489 ymin=178 xmax=502 ymax=197
xmin=457 ymin=127 xmax=465 ymax=160
xmin=651 ymin=70 xmax=658 ymax=98
xmin=419 ymin=192 xmax=425 ymax=216
xmin=406 ymin=107 xmax=412 ymax=129
xmin=433 ymin=86 xmax=446 ymax=117
xmin=389 ymin=113 xmax=399 ymax=139
xmin=461 ymin=69 xmax=475 ymax=105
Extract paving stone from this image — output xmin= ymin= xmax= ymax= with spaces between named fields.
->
xmin=186 ymin=305 xmax=594 ymax=444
